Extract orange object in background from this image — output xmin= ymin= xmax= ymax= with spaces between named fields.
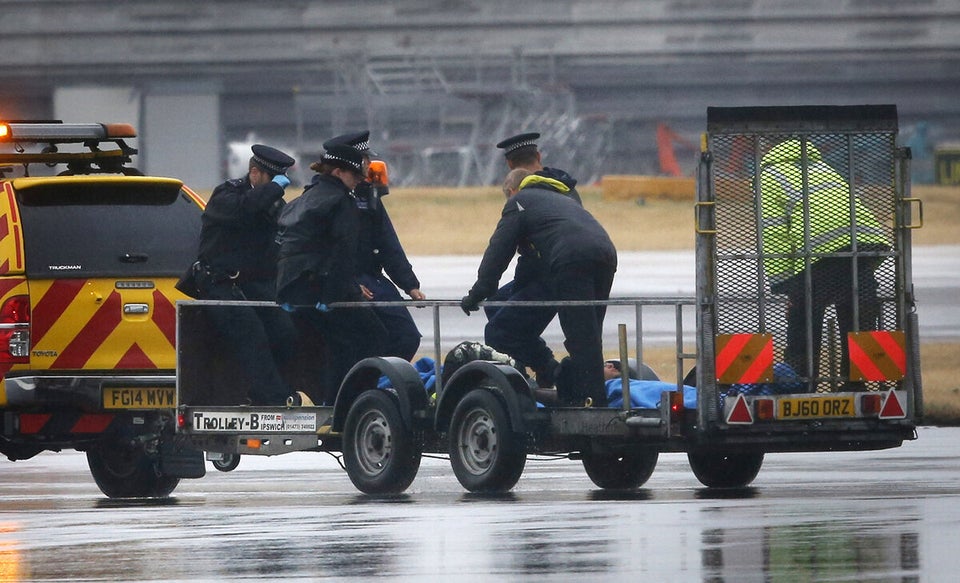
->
xmin=656 ymin=123 xmax=697 ymax=177
xmin=367 ymin=160 xmax=389 ymax=186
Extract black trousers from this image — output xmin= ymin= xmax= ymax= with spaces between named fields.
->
xmin=781 ymin=257 xmax=881 ymax=380
xmin=550 ymin=261 xmax=616 ymax=404
xmin=358 ymin=273 xmax=421 ymax=361
xmin=483 ymin=279 xmax=557 ymax=374
xmin=279 ymin=277 xmax=389 ymax=405
xmin=202 ymin=279 xmax=297 ymax=405
xmin=299 ymin=306 xmax=388 ymax=405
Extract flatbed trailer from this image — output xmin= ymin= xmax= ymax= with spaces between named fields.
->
xmin=172 ymin=104 xmax=921 ymax=496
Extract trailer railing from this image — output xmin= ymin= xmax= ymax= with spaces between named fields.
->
xmin=178 ymin=296 xmax=699 ymax=398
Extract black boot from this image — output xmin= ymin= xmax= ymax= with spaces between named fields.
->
xmin=533 ymin=358 xmax=560 ymax=389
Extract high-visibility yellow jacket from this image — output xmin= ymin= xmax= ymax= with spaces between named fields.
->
xmin=759 ymin=140 xmax=888 ymax=284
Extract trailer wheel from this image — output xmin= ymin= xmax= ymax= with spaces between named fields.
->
xmin=687 ymin=450 xmax=764 ymax=488
xmin=343 ymin=390 xmax=422 ymax=494
xmin=582 ymin=449 xmax=659 ymax=490
xmin=212 ymin=453 xmax=241 ymax=472
xmin=449 ymin=389 xmax=526 ymax=493
xmin=87 ymin=444 xmax=179 ymax=498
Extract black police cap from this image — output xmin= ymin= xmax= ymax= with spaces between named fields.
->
xmin=496 ymin=132 xmax=541 ymax=157
xmin=251 ymin=144 xmax=295 ymax=175
xmin=323 ymin=130 xmax=378 ymax=156
xmin=320 ymin=143 xmax=364 ymax=174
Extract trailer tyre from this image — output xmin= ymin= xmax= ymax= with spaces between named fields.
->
xmin=449 ymin=388 xmax=526 ymax=493
xmin=687 ymin=450 xmax=764 ymax=488
xmin=86 ymin=445 xmax=179 ymax=498
xmin=212 ymin=454 xmax=241 ymax=472
xmin=582 ymin=449 xmax=659 ymax=490
xmin=344 ymin=390 xmax=422 ymax=494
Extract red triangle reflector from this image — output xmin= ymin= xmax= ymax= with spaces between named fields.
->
xmin=726 ymin=394 xmax=754 ymax=424
xmin=879 ymin=390 xmax=906 ymax=419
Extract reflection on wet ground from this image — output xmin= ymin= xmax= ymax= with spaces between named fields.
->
xmin=2 ymin=426 xmax=959 ymax=581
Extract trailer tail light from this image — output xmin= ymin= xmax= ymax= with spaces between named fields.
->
xmin=669 ymin=390 xmax=685 ymax=422
xmin=860 ymin=393 xmax=883 ymax=416
xmin=0 ymin=123 xmax=10 ymax=140
xmin=0 ymin=295 xmax=30 ymax=364
xmin=754 ymin=398 xmax=775 ymax=421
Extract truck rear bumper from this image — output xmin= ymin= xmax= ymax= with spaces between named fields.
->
xmin=1 ymin=372 xmax=176 ymax=410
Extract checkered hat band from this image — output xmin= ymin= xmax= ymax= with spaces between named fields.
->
xmin=506 ymin=140 xmax=536 ymax=153
xmin=323 ymin=154 xmax=361 ymax=170
xmin=354 ymin=140 xmax=371 ymax=152
xmin=253 ymin=154 xmax=285 ymax=174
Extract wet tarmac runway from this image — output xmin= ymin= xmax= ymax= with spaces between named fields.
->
xmin=2 ymin=426 xmax=958 ymax=581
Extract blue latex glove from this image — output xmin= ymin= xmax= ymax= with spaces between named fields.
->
xmin=272 ymin=174 xmax=291 ymax=188
xmin=316 ymin=302 xmax=330 ymax=313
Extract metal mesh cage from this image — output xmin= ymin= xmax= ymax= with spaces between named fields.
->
xmin=704 ymin=110 xmax=903 ymax=401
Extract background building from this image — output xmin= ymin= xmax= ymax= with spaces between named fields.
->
xmin=1 ymin=0 xmax=958 ymax=188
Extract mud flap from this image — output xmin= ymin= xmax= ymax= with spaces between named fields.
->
xmin=159 ymin=441 xmax=206 ymax=479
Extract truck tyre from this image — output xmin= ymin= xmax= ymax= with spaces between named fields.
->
xmin=86 ymin=445 xmax=179 ymax=498
xmin=687 ymin=450 xmax=764 ymax=488
xmin=343 ymin=390 xmax=422 ymax=494
xmin=582 ymin=449 xmax=659 ymax=490
xmin=212 ymin=453 xmax=241 ymax=472
xmin=449 ymin=388 xmax=526 ymax=493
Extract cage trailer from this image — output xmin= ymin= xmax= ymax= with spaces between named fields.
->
xmin=170 ymin=104 xmax=920 ymax=497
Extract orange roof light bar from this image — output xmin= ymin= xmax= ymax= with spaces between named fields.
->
xmin=5 ymin=122 xmax=137 ymax=142
xmin=0 ymin=123 xmax=10 ymax=140
xmin=103 ymin=123 xmax=137 ymax=138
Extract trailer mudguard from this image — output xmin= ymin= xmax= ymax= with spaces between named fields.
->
xmin=332 ymin=357 xmax=429 ymax=433
xmin=434 ymin=361 xmax=536 ymax=434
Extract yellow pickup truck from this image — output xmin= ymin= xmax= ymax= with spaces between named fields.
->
xmin=0 ymin=120 xmax=207 ymax=497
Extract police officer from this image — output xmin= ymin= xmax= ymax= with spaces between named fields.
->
xmin=461 ymin=168 xmax=618 ymax=406
xmin=478 ymin=133 xmax=586 ymax=388
xmin=495 ymin=132 xmax=582 ymax=204
xmin=323 ymin=130 xmax=425 ymax=361
xmin=276 ymin=144 xmax=388 ymax=405
xmin=190 ymin=144 xmax=298 ymax=406
xmin=760 ymin=139 xmax=890 ymax=383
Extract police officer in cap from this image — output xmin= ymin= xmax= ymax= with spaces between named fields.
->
xmin=496 ymin=132 xmax=581 ymax=204
xmin=462 ymin=168 xmax=617 ymax=407
xmin=277 ymin=143 xmax=388 ymax=405
xmin=323 ymin=130 xmax=425 ymax=361
xmin=477 ymin=132 xmax=585 ymax=389
xmin=188 ymin=144 xmax=299 ymax=406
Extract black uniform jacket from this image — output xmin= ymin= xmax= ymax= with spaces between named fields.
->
xmin=355 ymin=182 xmax=420 ymax=293
xmin=512 ymin=173 xmax=581 ymax=288
xmin=197 ymin=176 xmax=286 ymax=280
xmin=275 ymin=174 xmax=360 ymax=305
xmin=469 ymin=185 xmax=617 ymax=300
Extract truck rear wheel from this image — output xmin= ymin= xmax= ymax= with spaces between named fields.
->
xmin=687 ymin=450 xmax=764 ymax=488
xmin=582 ymin=449 xmax=659 ymax=490
xmin=449 ymin=388 xmax=526 ymax=493
xmin=343 ymin=390 xmax=422 ymax=494
xmin=86 ymin=444 xmax=179 ymax=498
